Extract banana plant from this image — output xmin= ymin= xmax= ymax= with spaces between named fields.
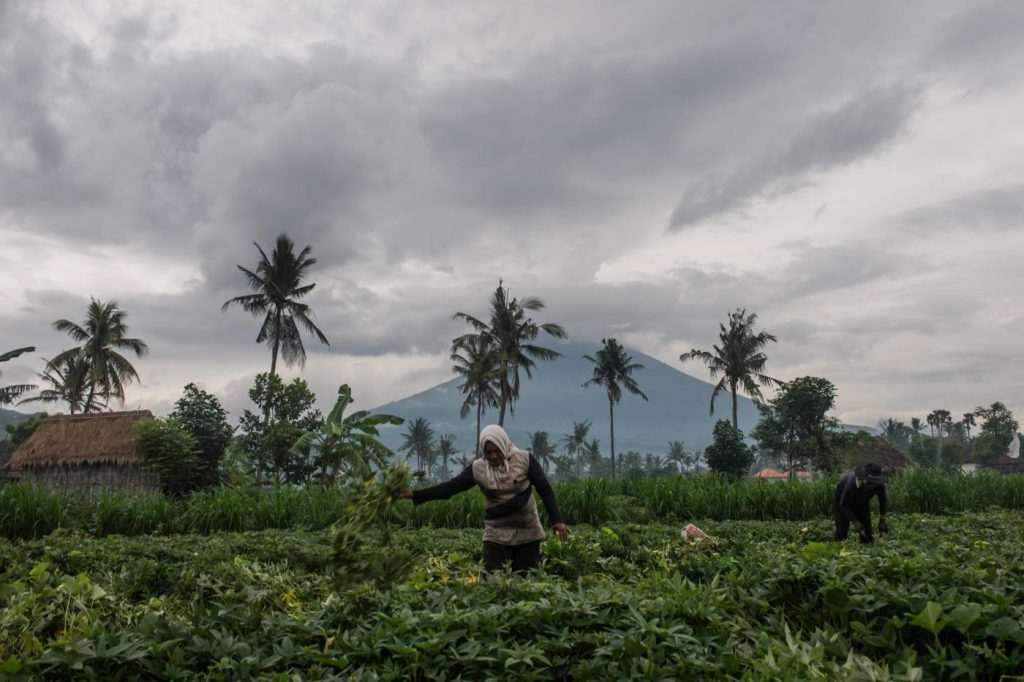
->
xmin=291 ymin=384 xmax=404 ymax=486
xmin=0 ymin=346 xmax=36 ymax=406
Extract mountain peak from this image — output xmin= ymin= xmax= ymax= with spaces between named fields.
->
xmin=371 ymin=340 xmax=761 ymax=455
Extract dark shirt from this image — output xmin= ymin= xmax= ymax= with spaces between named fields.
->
xmin=835 ymin=471 xmax=888 ymax=521
xmin=412 ymin=454 xmax=564 ymax=525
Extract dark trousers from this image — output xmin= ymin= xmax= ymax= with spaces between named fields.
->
xmin=833 ymin=503 xmax=872 ymax=543
xmin=483 ymin=540 xmax=541 ymax=573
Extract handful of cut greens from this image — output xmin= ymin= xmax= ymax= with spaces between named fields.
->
xmin=330 ymin=464 xmax=413 ymax=589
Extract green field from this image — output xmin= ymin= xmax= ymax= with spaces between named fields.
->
xmin=3 ymin=508 xmax=1024 ymax=679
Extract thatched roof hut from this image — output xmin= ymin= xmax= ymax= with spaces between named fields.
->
xmin=837 ymin=436 xmax=912 ymax=476
xmin=9 ymin=411 xmax=159 ymax=494
xmin=9 ymin=410 xmax=152 ymax=468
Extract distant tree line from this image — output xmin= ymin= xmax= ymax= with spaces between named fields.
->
xmin=5 ymin=230 xmax=1019 ymax=495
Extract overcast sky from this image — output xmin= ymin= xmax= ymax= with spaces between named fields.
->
xmin=2 ymin=0 xmax=1023 ymax=428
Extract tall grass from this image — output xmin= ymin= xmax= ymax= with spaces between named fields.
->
xmin=3 ymin=469 xmax=1024 ymax=540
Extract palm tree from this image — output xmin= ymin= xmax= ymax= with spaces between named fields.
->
xmin=644 ymin=453 xmax=663 ymax=474
xmin=421 ymin=445 xmax=440 ymax=479
xmin=878 ymin=418 xmax=910 ymax=451
xmin=437 ymin=434 xmax=457 ymax=480
xmin=50 ymin=299 xmax=149 ymax=409
xmin=962 ymin=412 xmax=976 ymax=441
xmin=680 ymin=308 xmax=780 ymax=429
xmin=622 ymin=451 xmax=643 ymax=473
xmin=665 ymin=440 xmax=689 ymax=473
xmin=19 ymin=354 xmax=101 ymax=414
xmin=528 ymin=430 xmax=556 ymax=472
xmin=926 ymin=411 xmax=937 ymax=438
xmin=561 ymin=419 xmax=591 ymax=479
xmin=910 ymin=417 xmax=924 ymax=436
xmin=935 ymin=409 xmax=952 ymax=441
xmin=552 ymin=454 xmax=575 ymax=482
xmin=450 ymin=335 xmax=500 ymax=454
xmin=222 ymin=233 xmax=330 ymax=377
xmin=452 ymin=281 xmax=567 ymax=426
xmin=0 ymin=346 xmax=36 ymax=406
xmin=584 ymin=438 xmax=603 ymax=475
xmin=583 ymin=338 xmax=648 ymax=478
xmin=400 ymin=417 xmax=436 ymax=473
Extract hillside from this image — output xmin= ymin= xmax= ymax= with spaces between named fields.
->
xmin=0 ymin=408 xmax=40 ymax=440
xmin=371 ymin=341 xmax=763 ymax=457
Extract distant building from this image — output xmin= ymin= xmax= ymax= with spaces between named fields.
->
xmin=751 ymin=467 xmax=812 ymax=481
xmin=7 ymin=411 xmax=159 ymax=494
xmin=835 ymin=435 xmax=912 ymax=477
xmin=961 ymin=439 xmax=1024 ymax=475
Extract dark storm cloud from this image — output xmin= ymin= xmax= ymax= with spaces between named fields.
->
xmin=670 ymin=86 xmax=919 ymax=228
xmin=0 ymin=3 xmax=72 ymax=182
xmin=0 ymin=3 xmax=420 ymax=285
xmin=419 ymin=42 xmax=787 ymax=221
xmin=3 ymin=1 xmax=1023 ymax=420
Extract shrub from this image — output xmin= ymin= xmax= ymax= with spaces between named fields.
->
xmin=134 ymin=418 xmax=201 ymax=497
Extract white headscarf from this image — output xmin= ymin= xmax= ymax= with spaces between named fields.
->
xmin=478 ymin=424 xmax=529 ymax=489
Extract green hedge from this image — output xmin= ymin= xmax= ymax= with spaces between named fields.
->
xmin=3 ymin=468 xmax=1024 ymax=540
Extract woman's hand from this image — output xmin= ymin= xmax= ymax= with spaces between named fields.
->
xmin=396 ymin=488 xmax=413 ymax=500
xmin=552 ymin=523 xmax=569 ymax=541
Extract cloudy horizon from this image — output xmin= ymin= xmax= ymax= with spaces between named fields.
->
xmin=2 ymin=0 xmax=1023 ymax=429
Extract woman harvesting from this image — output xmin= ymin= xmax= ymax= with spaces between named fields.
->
xmin=399 ymin=424 xmax=569 ymax=573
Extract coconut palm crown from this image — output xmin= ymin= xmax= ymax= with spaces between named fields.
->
xmin=680 ymin=308 xmax=780 ymax=429
xmin=222 ymin=233 xmax=330 ymax=376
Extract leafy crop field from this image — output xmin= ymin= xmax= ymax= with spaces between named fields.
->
xmin=3 ymin=511 xmax=1024 ymax=680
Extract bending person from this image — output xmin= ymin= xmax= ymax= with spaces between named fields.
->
xmin=399 ymin=424 xmax=569 ymax=573
xmin=833 ymin=462 xmax=889 ymax=543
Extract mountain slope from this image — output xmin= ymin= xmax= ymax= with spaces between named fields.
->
xmin=0 ymin=408 xmax=38 ymax=440
xmin=371 ymin=341 xmax=762 ymax=457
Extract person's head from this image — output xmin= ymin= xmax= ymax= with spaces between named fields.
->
xmin=479 ymin=424 xmax=512 ymax=467
xmin=855 ymin=463 xmax=885 ymax=490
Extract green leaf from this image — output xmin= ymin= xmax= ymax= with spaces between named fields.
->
xmin=910 ymin=601 xmax=949 ymax=637
xmin=0 ymin=658 xmax=22 ymax=674
xmin=799 ymin=542 xmax=832 ymax=561
xmin=985 ymin=617 xmax=1024 ymax=642
xmin=947 ymin=605 xmax=981 ymax=632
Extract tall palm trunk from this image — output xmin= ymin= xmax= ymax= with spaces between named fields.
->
xmin=476 ymin=400 xmax=483 ymax=456
xmin=269 ymin=307 xmax=282 ymax=377
xmin=730 ymin=380 xmax=739 ymax=429
xmin=608 ymin=392 xmax=616 ymax=478
xmin=498 ymin=361 xmax=509 ymax=426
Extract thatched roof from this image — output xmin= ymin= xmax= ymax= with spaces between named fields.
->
xmin=8 ymin=411 xmax=153 ymax=468
xmin=838 ymin=435 xmax=912 ymax=475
